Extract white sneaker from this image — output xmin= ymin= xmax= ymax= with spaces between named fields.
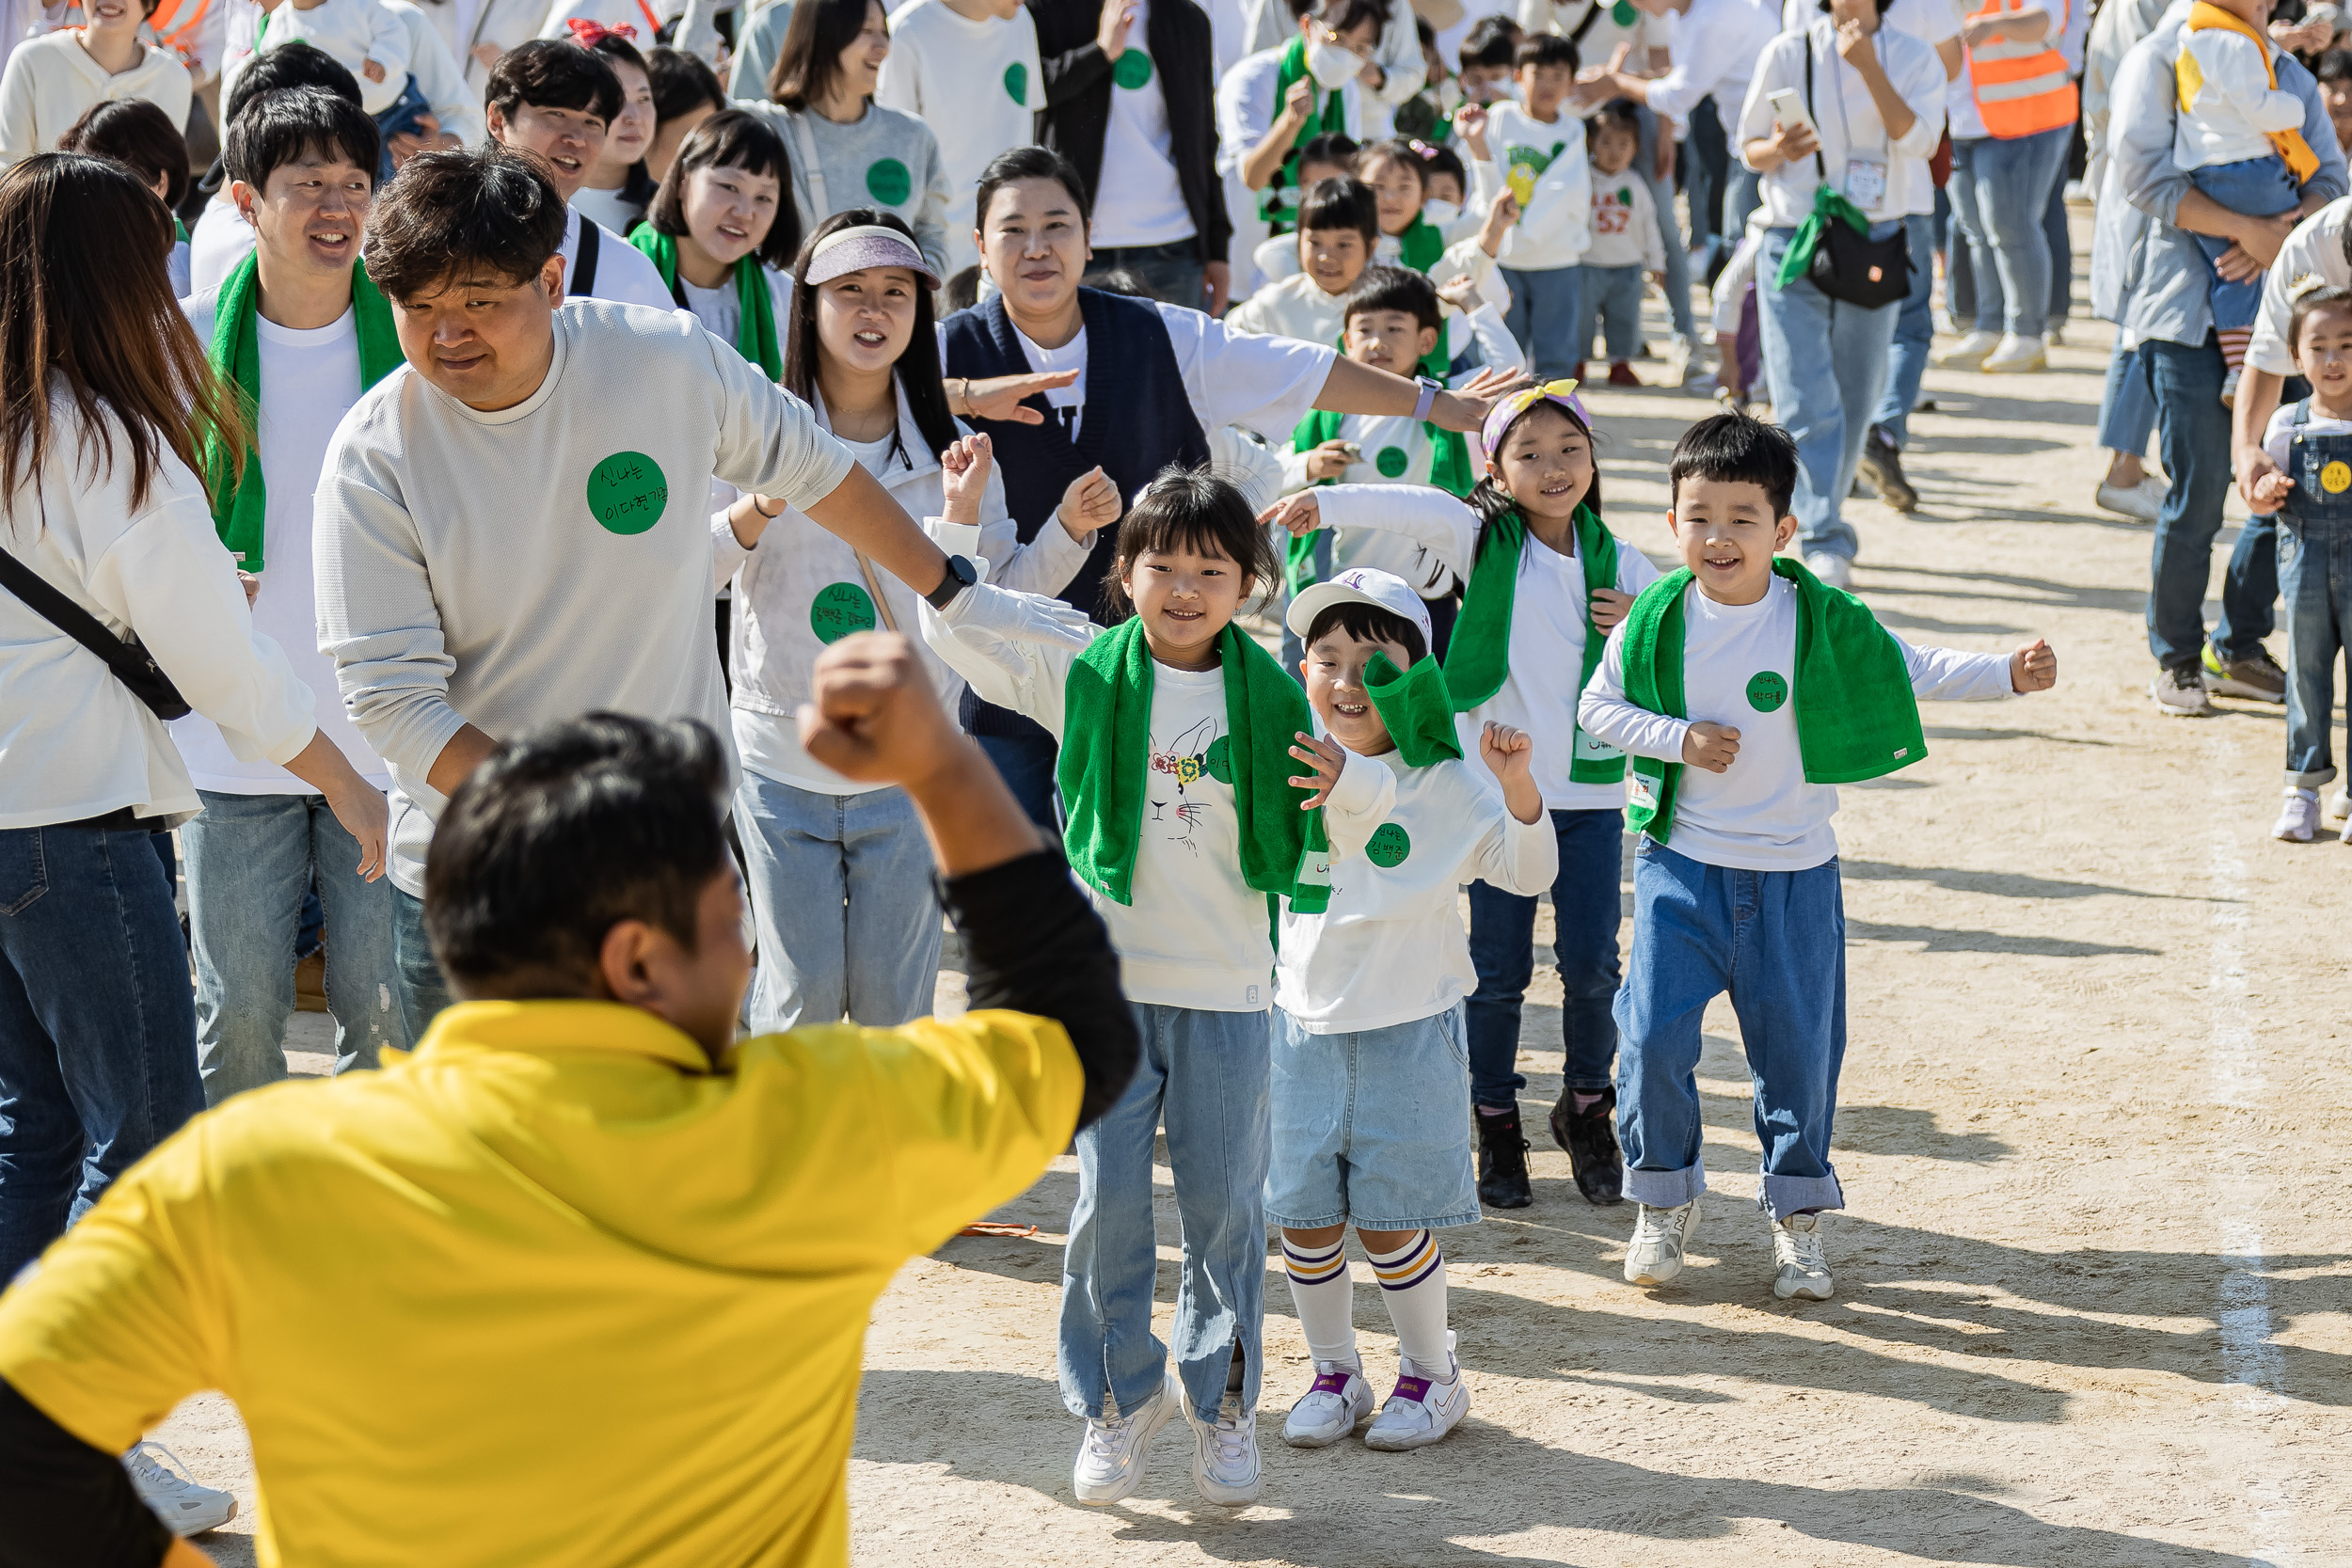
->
xmin=2329 ymin=788 xmax=2351 ymax=821
xmin=1179 ymin=1375 xmax=1263 ymax=1507
xmin=1931 ymin=330 xmax=2000 ymax=370
xmin=2276 ymin=787 xmax=2321 ymax=843
xmin=1980 ymin=333 xmax=2048 ymax=373
xmin=2151 ymin=666 xmax=2214 ymax=717
xmin=1281 ymin=1359 xmax=1372 ymax=1448
xmin=2094 ymin=478 xmax=2165 ymax=523
xmin=1363 ymin=1333 xmax=1470 ymax=1450
xmin=1804 ymin=551 xmax=1854 ymax=590
xmin=1772 ymin=1212 xmax=1835 ymax=1300
xmin=1624 ymin=1199 xmax=1700 ymax=1286
xmin=123 ymin=1443 xmax=237 ymax=1536
xmin=1072 ymin=1369 xmax=1178 ymax=1505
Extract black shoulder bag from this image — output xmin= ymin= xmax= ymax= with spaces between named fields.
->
xmin=0 ymin=544 xmax=191 ymax=720
xmin=1802 ymin=38 xmax=1911 ymax=309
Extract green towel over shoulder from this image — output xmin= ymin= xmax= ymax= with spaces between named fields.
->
xmin=1058 ymin=619 xmax=1332 ymax=912
xmin=1617 ymin=558 xmax=1927 ymax=843
xmin=202 ymin=253 xmax=405 ymax=574
xmin=630 ymin=228 xmax=783 ymax=382
xmin=1364 ymin=651 xmax=1463 ymax=768
xmin=1440 ymin=503 xmax=1625 ymax=783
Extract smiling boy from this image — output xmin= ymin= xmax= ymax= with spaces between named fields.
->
xmin=1578 ymin=414 xmax=2058 ymax=1300
xmin=1229 ymin=175 xmax=1383 ymax=341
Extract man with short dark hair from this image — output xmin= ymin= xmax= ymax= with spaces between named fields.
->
xmin=316 ymin=145 xmax=965 ymax=1037
xmin=484 ymin=38 xmax=672 ymax=309
xmin=0 ymin=636 xmax=1138 ymax=1568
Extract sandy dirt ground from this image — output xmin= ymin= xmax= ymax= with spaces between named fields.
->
xmin=155 ymin=228 xmax=2352 ymax=1566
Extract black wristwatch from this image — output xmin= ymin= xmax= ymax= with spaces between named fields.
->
xmin=925 ymin=553 xmax=978 ymax=610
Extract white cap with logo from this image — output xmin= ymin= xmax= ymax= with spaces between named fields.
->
xmin=1283 ymin=566 xmax=1434 ymax=655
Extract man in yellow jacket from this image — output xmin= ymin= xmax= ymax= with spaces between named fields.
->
xmin=0 ymin=633 xmax=1138 ymax=1568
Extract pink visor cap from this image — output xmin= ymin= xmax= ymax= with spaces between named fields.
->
xmin=803 ymin=224 xmax=939 ymax=287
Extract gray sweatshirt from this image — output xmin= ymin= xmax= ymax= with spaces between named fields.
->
xmin=313 ymin=299 xmax=856 ymax=896
xmin=738 ymin=99 xmax=953 ymax=277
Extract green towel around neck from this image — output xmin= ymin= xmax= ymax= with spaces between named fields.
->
xmin=630 ymin=228 xmax=784 ymax=381
xmin=1617 ymin=558 xmax=1928 ymax=843
xmin=1262 ymin=35 xmax=1352 ymax=229
xmin=1282 ymin=409 xmax=1473 ymax=594
xmin=1773 ymin=181 xmax=1873 ymax=292
xmin=1440 ymin=503 xmax=1625 ymax=782
xmin=1396 ymin=214 xmax=1447 ymax=275
xmin=1364 ymin=650 xmax=1464 ymax=768
xmin=1057 ymin=618 xmax=1332 ymax=911
xmin=202 ymin=253 xmax=404 ymax=572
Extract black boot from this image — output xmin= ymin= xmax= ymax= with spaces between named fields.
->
xmin=1549 ymin=1085 xmax=1625 ymax=1207
xmin=1475 ymin=1105 xmax=1533 ymax=1209
xmin=1855 ymin=425 xmax=1917 ymax=514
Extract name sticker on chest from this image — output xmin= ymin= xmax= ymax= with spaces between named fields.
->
xmin=1746 ymin=671 xmax=1789 ymax=712
xmin=2324 ymin=459 xmax=2351 ymax=495
xmin=811 ymin=581 xmax=879 ymax=643
xmin=1365 ymin=822 xmax=1412 ymax=867
xmin=586 ymin=451 xmax=669 ymax=535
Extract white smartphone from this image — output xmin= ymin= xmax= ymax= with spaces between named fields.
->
xmin=1767 ymin=88 xmax=1816 ymax=140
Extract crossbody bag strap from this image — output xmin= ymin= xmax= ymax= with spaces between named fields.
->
xmin=1804 ymin=36 xmax=1827 ymax=182
xmin=853 ymin=551 xmax=899 ymax=632
xmin=0 ymin=542 xmax=188 ymax=720
xmin=787 ymin=110 xmax=829 ymax=223
xmin=574 ymin=214 xmax=600 ymax=295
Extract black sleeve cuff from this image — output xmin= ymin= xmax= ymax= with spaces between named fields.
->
xmin=0 ymin=1379 xmax=173 ymax=1568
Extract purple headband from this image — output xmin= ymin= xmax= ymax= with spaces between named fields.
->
xmin=803 ymin=224 xmax=940 ymax=288
xmin=1480 ymin=378 xmax=1591 ymax=467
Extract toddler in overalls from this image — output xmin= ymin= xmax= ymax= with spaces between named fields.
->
xmin=2252 ymin=283 xmax=2352 ymax=840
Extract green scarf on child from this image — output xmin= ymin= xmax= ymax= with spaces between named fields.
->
xmin=1396 ymin=214 xmax=1447 ymax=275
xmin=1364 ymin=651 xmax=1463 ymax=768
xmin=1281 ymin=407 xmax=1473 ymax=593
xmin=1262 ymin=35 xmax=1352 ymax=230
xmin=1617 ymin=558 xmax=1927 ymax=843
xmin=629 ymin=229 xmax=783 ymax=381
xmin=1058 ymin=618 xmax=1332 ymax=911
xmin=1441 ymin=503 xmax=1624 ymax=782
xmin=202 ymin=252 xmax=404 ymax=573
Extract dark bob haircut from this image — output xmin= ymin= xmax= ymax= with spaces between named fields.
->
xmin=1295 ymin=131 xmax=1359 ymax=174
xmin=769 ymin=0 xmax=882 ymax=110
xmin=487 ymin=38 xmax=623 ymax=127
xmin=1342 ymin=263 xmax=1439 ymax=333
xmin=1297 ymin=176 xmax=1379 ymax=243
xmin=1104 ymin=467 xmax=1281 ymax=617
xmin=57 ymin=99 xmax=191 ymax=210
xmin=1667 ymin=411 xmax=1801 ymax=519
xmin=226 ymin=39 xmax=361 ymax=126
xmin=647 ymin=44 xmax=728 ymax=122
xmin=222 ymin=87 xmax=380 ymax=198
xmin=645 ymin=108 xmax=801 ymax=271
xmin=424 ymin=713 xmax=731 ymax=995
xmin=362 ymin=145 xmax=569 ymax=300
xmin=975 ymin=142 xmax=1092 ymax=232
xmin=2288 ymin=282 xmax=2352 ymax=356
xmin=1304 ymin=599 xmax=1427 ymax=666
xmin=1513 ymin=32 xmax=1578 ymax=71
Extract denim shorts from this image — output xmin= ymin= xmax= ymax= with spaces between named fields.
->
xmin=1266 ymin=1004 xmax=1479 ymax=1230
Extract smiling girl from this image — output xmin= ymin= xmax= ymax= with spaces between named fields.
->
xmin=630 ymin=110 xmax=801 ymax=369
xmin=568 ymin=24 xmax=659 ymax=234
xmin=0 ymin=0 xmax=193 ymax=164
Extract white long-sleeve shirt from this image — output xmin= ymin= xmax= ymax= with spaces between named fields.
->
xmin=1737 ymin=19 xmax=1947 ymax=226
xmin=1277 ymin=751 xmax=1555 ymax=1031
xmin=1577 ymin=574 xmax=2015 ymax=871
xmin=1645 ymin=0 xmax=1782 ymax=135
xmin=873 ymin=0 xmax=1042 ymax=273
xmin=260 ymin=0 xmax=412 ymax=115
xmin=1481 ymin=100 xmax=1592 ymax=270
xmin=1583 ymin=165 xmax=1666 ymax=270
xmin=1215 ymin=42 xmax=1366 ymax=182
xmin=921 ymin=584 xmax=1395 ymax=1011
xmin=0 ymin=30 xmax=194 ymax=166
xmin=313 ymin=300 xmax=859 ymax=896
xmin=2173 ymin=24 xmax=2308 ymax=169
xmin=1 ymin=391 xmax=317 ymax=830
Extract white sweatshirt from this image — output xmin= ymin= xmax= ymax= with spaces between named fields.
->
xmin=1312 ymin=483 xmax=1662 ymax=810
xmin=260 ymin=0 xmax=411 ymax=114
xmin=1277 ymin=750 xmax=1556 ymax=1031
xmin=0 ymin=31 xmax=194 ymax=166
xmin=1577 ymin=575 xmax=2015 ymax=871
xmin=2174 ymin=24 xmax=2308 ymax=171
xmin=921 ymin=585 xmax=1396 ymax=1011
xmin=1 ymin=389 xmax=316 ymax=830
xmin=1479 ymin=101 xmax=1591 ymax=271
xmin=313 ymin=300 xmax=859 ymax=896
xmin=1582 ymin=165 xmax=1665 ymax=271
xmin=873 ymin=0 xmax=1042 ymax=273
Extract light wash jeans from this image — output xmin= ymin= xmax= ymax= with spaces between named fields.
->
xmin=1870 ymin=212 xmax=1938 ymax=448
xmin=2187 ymin=154 xmax=2303 ymax=332
xmin=1613 ymin=840 xmax=1847 ymax=1222
xmin=0 ymin=820 xmax=205 ymax=1282
xmin=1757 ymin=224 xmax=1902 ymax=562
xmin=1059 ymin=1002 xmax=1271 ymax=1419
xmin=1267 ymin=1004 xmax=1476 ymax=1231
xmin=1501 ymin=263 xmax=1585 ymax=381
xmin=1574 ymin=262 xmax=1647 ymax=364
xmin=2280 ymin=510 xmax=2352 ymax=786
xmin=734 ymin=770 xmax=944 ymax=1032
xmin=389 ymin=887 xmax=456 ymax=1046
xmin=2097 ymin=339 xmax=2157 ymax=456
xmin=183 ymin=790 xmax=404 ymax=1102
xmin=1633 ymin=102 xmax=1698 ymax=341
xmin=1948 ymin=126 xmax=2073 ymax=339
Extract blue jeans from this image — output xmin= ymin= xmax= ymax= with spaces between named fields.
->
xmin=183 ymin=790 xmax=404 ymax=1102
xmin=1059 ymin=1002 xmax=1270 ymax=1419
xmin=1723 ymin=166 xmax=1762 ymax=245
xmin=975 ymin=731 xmax=1059 ymax=831
xmin=1614 ymin=841 xmax=1846 ymax=1222
xmin=2142 ymin=334 xmax=2279 ymax=669
xmin=390 ymin=886 xmax=457 ymax=1046
xmin=1633 ymin=103 xmax=1697 ymax=341
xmin=0 ymin=821 xmax=205 ymax=1283
xmin=1686 ymin=96 xmax=1728 ymax=253
xmin=2043 ymin=165 xmax=2072 ymax=324
xmin=2280 ymin=515 xmax=2352 ymax=784
xmin=1465 ymin=808 xmax=1624 ymax=1106
xmin=734 ymin=770 xmax=944 ymax=1031
xmin=1085 ymin=243 xmax=1206 ymax=311
xmin=1501 ymin=263 xmax=1584 ymax=381
xmin=1757 ymin=224 xmax=1901 ymax=562
xmin=2097 ymin=339 xmax=2157 ymax=455
xmin=373 ymin=75 xmax=432 ymax=185
xmin=1949 ymin=126 xmax=2073 ymax=338
xmin=1574 ymin=262 xmax=1647 ymax=363
xmin=2188 ymin=156 xmax=2302 ymax=333
xmin=1870 ymin=213 xmax=1938 ymax=447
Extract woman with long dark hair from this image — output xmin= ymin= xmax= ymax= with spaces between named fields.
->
xmin=569 ymin=21 xmax=660 ymax=233
xmin=0 ymin=155 xmax=387 ymax=1283
xmin=715 ymin=207 xmax=1113 ymax=1032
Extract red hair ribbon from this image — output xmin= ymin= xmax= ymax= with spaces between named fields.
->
xmin=564 ymin=17 xmax=636 ymax=46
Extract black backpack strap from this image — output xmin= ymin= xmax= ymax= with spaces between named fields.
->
xmin=1804 ymin=37 xmax=1826 ymax=182
xmin=573 ymin=215 xmax=600 ymax=297
xmin=0 ymin=544 xmax=188 ymax=720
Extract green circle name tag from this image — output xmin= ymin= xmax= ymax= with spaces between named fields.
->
xmin=1004 ymin=62 xmax=1028 ymax=104
xmin=1746 ymin=671 xmax=1789 ymax=712
xmin=866 ymin=157 xmax=913 ymax=205
xmin=1375 ymin=446 xmax=1409 ymax=478
xmin=811 ymin=581 xmax=878 ymax=643
xmin=1365 ymin=822 xmax=1411 ymax=867
xmin=585 ymin=451 xmax=668 ymax=535
xmin=1113 ymin=48 xmax=1153 ymax=89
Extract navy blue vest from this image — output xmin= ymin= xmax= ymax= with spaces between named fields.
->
xmin=940 ymin=288 xmax=1211 ymax=736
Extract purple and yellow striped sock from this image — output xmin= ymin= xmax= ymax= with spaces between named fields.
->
xmin=1281 ymin=1238 xmax=1358 ymax=1367
xmin=1364 ymin=1229 xmax=1450 ymax=1371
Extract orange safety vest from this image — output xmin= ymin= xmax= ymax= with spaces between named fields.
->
xmin=1965 ymin=0 xmax=2077 ymax=140
xmin=144 ymin=0 xmax=213 ymax=68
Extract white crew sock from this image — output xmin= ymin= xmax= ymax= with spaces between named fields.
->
xmin=1365 ymin=1229 xmax=1451 ymax=1373
xmin=1280 ymin=1236 xmax=1359 ymax=1368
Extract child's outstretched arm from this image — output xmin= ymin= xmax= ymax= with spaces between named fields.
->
xmin=1260 ymin=483 xmax=1477 ymax=584
xmin=1900 ymin=635 xmax=2056 ymax=700
xmin=917 ymin=582 xmax=1099 ymax=741
xmin=1463 ymin=721 xmax=1559 ymax=895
